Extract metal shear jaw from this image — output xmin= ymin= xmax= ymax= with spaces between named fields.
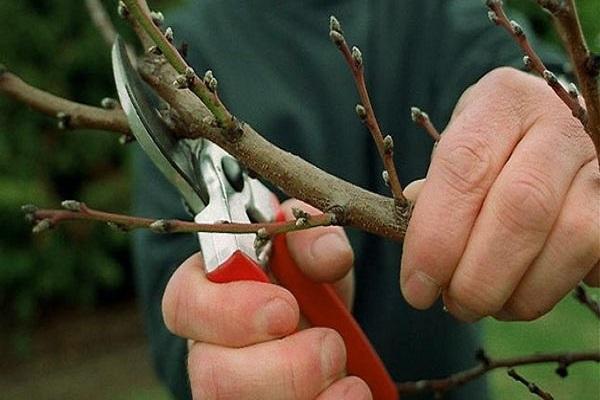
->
xmin=194 ymin=141 xmax=276 ymax=273
xmin=111 ymin=36 xmax=276 ymax=273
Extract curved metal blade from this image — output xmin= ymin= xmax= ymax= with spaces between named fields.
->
xmin=111 ymin=36 xmax=206 ymax=213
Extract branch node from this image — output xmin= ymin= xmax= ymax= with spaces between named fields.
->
xmin=203 ymin=70 xmax=218 ymax=92
xmin=510 ymin=20 xmax=524 ymax=36
xmin=329 ymin=30 xmax=344 ymax=47
xmin=487 ymin=10 xmax=499 ymax=24
xmin=291 ymin=207 xmax=311 ymax=220
xmin=21 ymin=204 xmax=39 ymax=214
xmin=117 ymin=1 xmax=129 ymax=19
xmin=295 ymin=217 xmax=309 ymax=227
xmin=147 ymin=45 xmax=162 ymax=55
xmin=382 ymin=170 xmax=390 ymax=187
xmin=256 ymin=227 xmax=269 ymax=239
xmin=475 ymin=348 xmax=492 ymax=367
xmin=150 ymin=219 xmax=171 ymax=233
xmin=150 ymin=11 xmax=164 ymax=27
xmin=32 ymin=219 xmax=52 ymax=234
xmin=173 ymin=74 xmax=189 ymax=89
xmin=586 ymin=52 xmax=600 ymax=77
xmin=56 ymin=111 xmax=71 ymax=130
xmin=119 ymin=133 xmax=135 ymax=145
xmin=355 ymin=104 xmax=367 ymax=120
xmin=224 ymin=117 xmax=245 ymax=142
xmin=523 ymin=55 xmax=533 ymax=70
xmin=383 ymin=135 xmax=394 ymax=153
xmin=61 ymin=200 xmax=82 ymax=212
xmin=164 ymin=26 xmax=174 ymax=43
xmin=100 ymin=97 xmax=119 ymax=110
xmin=351 ymin=46 xmax=363 ymax=68
xmin=567 ymin=82 xmax=580 ymax=98
xmin=329 ymin=15 xmax=343 ymax=34
xmin=542 ymin=70 xmax=558 ymax=86
xmin=107 ymin=221 xmax=129 ymax=232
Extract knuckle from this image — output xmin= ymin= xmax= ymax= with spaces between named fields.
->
xmin=436 ymin=137 xmax=494 ymax=197
xmin=188 ymin=344 xmax=224 ymax=399
xmin=502 ymin=298 xmax=552 ymax=321
xmin=450 ymin=273 xmax=506 ymax=316
xmin=495 ymin=167 xmax=558 ymax=234
xmin=478 ymin=67 xmax=533 ymax=99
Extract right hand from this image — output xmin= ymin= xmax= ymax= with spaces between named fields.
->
xmin=161 ymin=199 xmax=372 ymax=399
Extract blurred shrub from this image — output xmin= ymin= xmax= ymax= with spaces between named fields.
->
xmin=0 ymin=0 xmax=175 ymax=355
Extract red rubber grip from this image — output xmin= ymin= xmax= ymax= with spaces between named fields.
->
xmin=270 ymin=211 xmax=398 ymax=400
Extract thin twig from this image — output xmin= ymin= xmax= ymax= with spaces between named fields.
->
xmin=574 ymin=284 xmax=600 ymax=319
xmin=538 ymin=0 xmax=600 ymax=167
xmin=507 ymin=369 xmax=554 ymax=400
xmin=410 ymin=107 xmax=441 ymax=142
xmin=21 ymin=201 xmax=336 ymax=236
xmin=85 ymin=0 xmax=118 ymax=46
xmin=329 ymin=16 xmax=407 ymax=207
xmin=486 ymin=0 xmax=598 ymax=165
xmin=0 ymin=69 xmax=131 ymax=137
xmin=396 ymin=350 xmax=600 ymax=396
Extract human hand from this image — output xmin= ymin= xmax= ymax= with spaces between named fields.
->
xmin=162 ymin=199 xmax=372 ymax=399
xmin=401 ymin=67 xmax=599 ymax=322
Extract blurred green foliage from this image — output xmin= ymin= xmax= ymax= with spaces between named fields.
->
xmin=0 ymin=0 xmax=597 ymax=360
xmin=0 ymin=0 xmax=176 ymax=355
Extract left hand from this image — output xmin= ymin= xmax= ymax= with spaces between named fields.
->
xmin=400 ymin=67 xmax=599 ymax=322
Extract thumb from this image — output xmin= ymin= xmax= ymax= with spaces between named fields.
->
xmin=280 ymin=199 xmax=354 ymax=284
xmin=403 ymin=178 xmax=426 ymax=203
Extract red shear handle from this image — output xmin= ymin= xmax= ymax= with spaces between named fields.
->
xmin=270 ymin=211 xmax=398 ymax=400
xmin=206 ymin=250 xmax=270 ymax=283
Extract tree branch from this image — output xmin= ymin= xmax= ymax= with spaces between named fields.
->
xmin=574 ymin=284 xmax=600 ymax=319
xmin=120 ymin=0 xmax=237 ymax=131
xmin=486 ymin=0 xmax=599 ymax=166
xmin=410 ymin=107 xmax=441 ymax=142
xmin=22 ymin=201 xmax=336 ymax=237
xmin=396 ymin=350 xmax=600 ymax=396
xmin=329 ymin=16 xmax=407 ymax=207
xmin=0 ymin=68 xmax=131 ymax=137
xmin=85 ymin=0 xmax=118 ymax=46
xmin=138 ymin=55 xmax=409 ymax=241
xmin=542 ymin=0 xmax=600 ymax=166
xmin=507 ymin=369 xmax=554 ymax=400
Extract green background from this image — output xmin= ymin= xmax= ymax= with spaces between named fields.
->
xmin=0 ymin=1 xmax=598 ymax=399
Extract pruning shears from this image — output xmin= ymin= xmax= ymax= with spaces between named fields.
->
xmin=111 ymin=37 xmax=397 ymax=399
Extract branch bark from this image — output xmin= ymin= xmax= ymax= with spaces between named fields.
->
xmin=546 ymin=0 xmax=600 ymax=165
xmin=23 ymin=201 xmax=336 ymax=236
xmin=0 ymin=69 xmax=130 ymax=135
xmin=139 ymin=56 xmax=409 ymax=241
xmin=396 ymin=350 xmax=600 ymax=396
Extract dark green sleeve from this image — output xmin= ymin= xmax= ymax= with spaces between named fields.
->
xmin=131 ymin=2 xmax=553 ymax=399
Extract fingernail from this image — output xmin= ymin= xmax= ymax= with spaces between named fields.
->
xmin=402 ymin=271 xmax=441 ymax=309
xmin=256 ymin=297 xmax=295 ymax=336
xmin=320 ymin=331 xmax=345 ymax=379
xmin=311 ymin=232 xmax=350 ymax=262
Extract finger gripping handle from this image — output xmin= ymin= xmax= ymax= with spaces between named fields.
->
xmin=270 ymin=211 xmax=398 ymax=400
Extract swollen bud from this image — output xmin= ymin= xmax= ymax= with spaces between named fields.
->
xmin=355 ymin=104 xmax=367 ymax=120
xmin=61 ymin=200 xmax=82 ymax=212
xmin=351 ymin=46 xmax=363 ymax=67
xmin=329 ymin=16 xmax=342 ymax=34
